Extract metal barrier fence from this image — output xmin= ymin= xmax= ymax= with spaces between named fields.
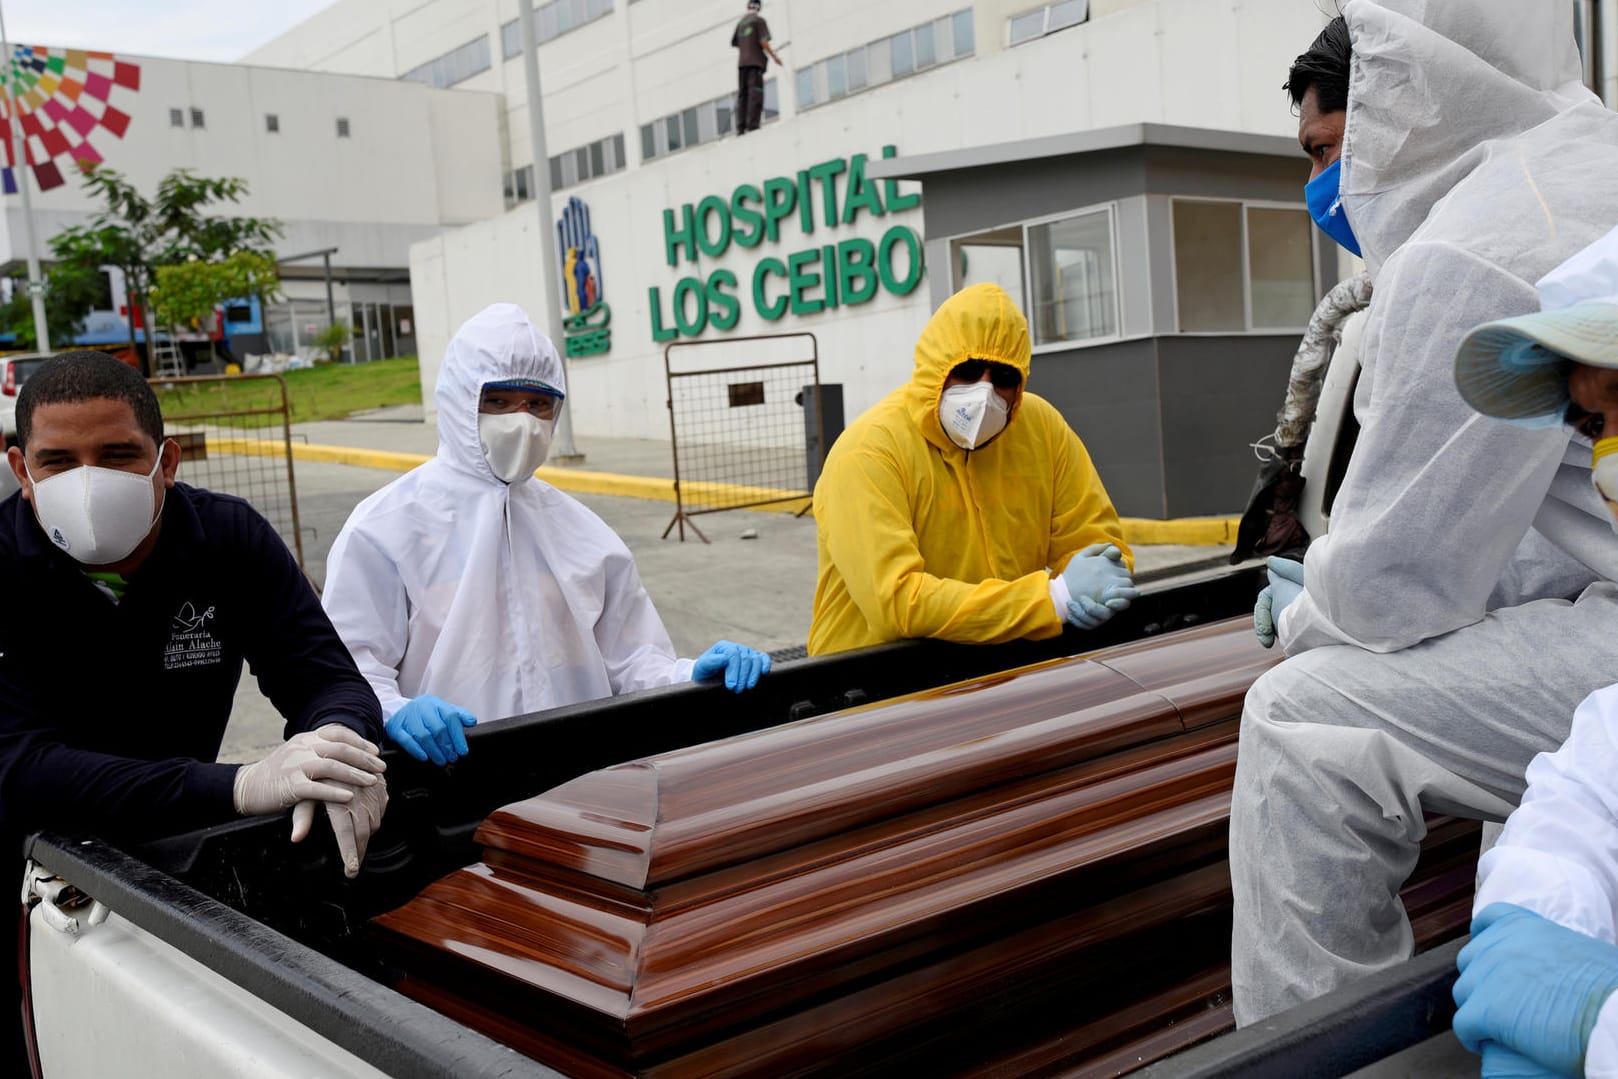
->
xmin=663 ymin=333 xmax=821 ymax=543
xmin=149 ymin=373 xmax=305 ymax=569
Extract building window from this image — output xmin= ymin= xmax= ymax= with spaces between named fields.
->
xmin=950 ymin=225 xmax=1028 ymax=317
xmin=639 ymin=82 xmax=777 ymax=162
xmin=1009 ymin=0 xmax=1088 ymax=46
xmin=1028 ymin=207 xmax=1118 ymax=345
xmin=169 ymin=108 xmax=183 ymax=127
xmin=266 ymin=114 xmax=280 ymax=134
xmin=336 ymin=117 xmax=351 ymax=138
xmin=500 ymin=0 xmax=613 ymax=58
xmin=1173 ymin=199 xmax=1316 ymax=332
xmin=190 ymin=107 xmax=205 ymax=129
xmin=950 ymin=208 xmax=1122 ymax=349
xmin=504 ymin=164 xmax=535 ymax=206
xmin=1246 ymin=207 xmax=1318 ymax=329
xmin=796 ymin=10 xmax=974 ymax=112
xmin=546 ymin=132 xmax=626 ymax=191
xmin=401 ymin=35 xmax=492 ymax=89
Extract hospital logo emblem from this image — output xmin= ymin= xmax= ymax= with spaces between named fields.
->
xmin=557 ymin=196 xmax=611 ymax=359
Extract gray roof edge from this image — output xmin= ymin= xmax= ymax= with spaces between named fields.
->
xmin=868 ymin=123 xmax=1303 ymax=180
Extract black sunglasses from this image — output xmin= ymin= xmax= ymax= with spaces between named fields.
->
xmin=951 ymin=359 xmax=1022 ymax=390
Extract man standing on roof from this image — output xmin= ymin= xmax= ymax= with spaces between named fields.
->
xmin=731 ymin=0 xmax=781 ymax=136
xmin=322 ymin=304 xmax=772 ymax=768
xmin=809 ymin=283 xmax=1137 ymax=656
xmin=1227 ymin=1 xmax=1618 ymax=1026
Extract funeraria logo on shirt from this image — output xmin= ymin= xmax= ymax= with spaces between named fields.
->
xmin=165 ymin=601 xmax=222 ymax=670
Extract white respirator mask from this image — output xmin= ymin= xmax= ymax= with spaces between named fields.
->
xmin=479 ymin=411 xmax=554 ymax=483
xmin=27 ymin=453 xmax=166 ymax=565
xmin=1593 ymin=437 xmax=1618 ymax=534
xmin=939 ymin=380 xmax=1010 ymax=450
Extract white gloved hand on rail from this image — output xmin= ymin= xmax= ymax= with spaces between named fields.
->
xmin=232 ymin=724 xmax=386 ymax=817
xmin=290 ymin=776 xmax=390 ymax=879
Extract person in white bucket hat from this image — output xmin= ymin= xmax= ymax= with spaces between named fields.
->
xmin=1445 ymin=226 xmax=1618 ymax=1079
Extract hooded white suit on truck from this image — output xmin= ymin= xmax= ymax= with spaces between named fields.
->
xmin=322 ymin=305 xmax=691 ymax=726
xmin=1230 ymin=0 xmax=1618 ymax=1024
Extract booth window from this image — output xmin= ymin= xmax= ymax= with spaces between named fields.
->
xmin=949 ymin=206 xmax=1120 ymax=348
xmin=950 ymin=225 xmax=1027 ymax=316
xmin=1027 ymin=207 xmax=1118 ymax=345
xmin=1173 ymin=199 xmax=1315 ymax=332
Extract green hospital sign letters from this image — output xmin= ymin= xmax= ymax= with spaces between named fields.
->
xmin=648 ymin=146 xmax=924 ymax=341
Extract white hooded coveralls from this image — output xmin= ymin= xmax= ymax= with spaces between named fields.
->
xmin=1474 ymin=685 xmax=1618 ymax=1076
xmin=322 ymin=304 xmax=692 ymax=725
xmin=1230 ymin=0 xmax=1618 ymax=1024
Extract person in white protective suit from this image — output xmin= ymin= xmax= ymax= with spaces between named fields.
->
xmin=322 ymin=304 xmax=771 ymax=767
xmin=1446 ymin=229 xmax=1618 ymax=1079
xmin=1229 ymin=1 xmax=1618 ymax=1026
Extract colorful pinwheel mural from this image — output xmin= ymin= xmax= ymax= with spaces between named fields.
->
xmin=0 ymin=46 xmax=138 ymax=194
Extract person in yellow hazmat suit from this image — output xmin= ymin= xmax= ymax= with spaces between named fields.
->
xmin=808 ymin=283 xmax=1137 ymax=656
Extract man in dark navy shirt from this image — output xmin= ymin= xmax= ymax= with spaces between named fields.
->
xmin=0 ymin=351 xmax=389 ymax=1062
xmin=0 ymin=351 xmax=388 ymax=863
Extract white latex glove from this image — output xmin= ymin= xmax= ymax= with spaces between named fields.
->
xmin=291 ymin=776 xmax=390 ymax=879
xmin=232 ymin=724 xmax=385 ymax=817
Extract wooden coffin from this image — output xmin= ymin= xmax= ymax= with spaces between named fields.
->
xmin=371 ymin=619 xmax=1480 ymax=1077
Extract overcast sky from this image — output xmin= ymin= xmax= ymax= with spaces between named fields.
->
xmin=0 ymin=0 xmax=338 ymax=63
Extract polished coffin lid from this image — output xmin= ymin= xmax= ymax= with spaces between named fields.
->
xmin=371 ymin=619 xmax=1284 ymax=1073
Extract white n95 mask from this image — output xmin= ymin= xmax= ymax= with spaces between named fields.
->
xmin=1593 ymin=437 xmax=1618 ymax=534
xmin=939 ymin=381 xmax=1010 ymax=450
xmin=27 ymin=454 xmax=165 ymax=565
xmin=479 ymin=411 xmax=553 ymax=483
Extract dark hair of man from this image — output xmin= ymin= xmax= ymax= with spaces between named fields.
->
xmin=16 ymin=351 xmax=165 ymax=450
xmin=1284 ymin=16 xmax=1351 ymax=113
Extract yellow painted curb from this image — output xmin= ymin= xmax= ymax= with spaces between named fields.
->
xmin=1119 ymin=516 xmax=1240 ymax=547
xmin=216 ymin=438 xmax=1235 ymax=541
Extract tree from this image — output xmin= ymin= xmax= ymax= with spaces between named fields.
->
xmin=47 ymin=167 xmax=282 ymax=373
xmin=150 ymin=252 xmax=282 ymax=365
xmin=0 ymin=258 xmax=105 ymax=350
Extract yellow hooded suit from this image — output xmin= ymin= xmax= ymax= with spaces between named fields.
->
xmin=808 ymin=283 xmax=1130 ymax=655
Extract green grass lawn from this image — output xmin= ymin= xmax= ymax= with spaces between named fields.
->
xmin=153 ymin=356 xmax=423 ymax=426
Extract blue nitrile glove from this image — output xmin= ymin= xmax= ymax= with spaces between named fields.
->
xmin=1453 ymin=903 xmax=1618 ymax=1077
xmin=386 ymin=695 xmax=478 ymax=767
xmin=692 ymin=640 xmax=772 ymax=693
xmin=1253 ymin=556 xmax=1305 ymax=648
xmin=1480 ymin=1045 xmax=1560 ymax=1079
xmin=1061 ymin=543 xmax=1140 ymax=630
